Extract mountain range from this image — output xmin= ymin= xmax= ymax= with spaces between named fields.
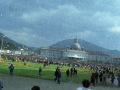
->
xmin=0 ymin=32 xmax=120 ymax=57
xmin=0 ymin=33 xmax=24 ymax=48
xmin=0 ymin=33 xmax=33 ymax=50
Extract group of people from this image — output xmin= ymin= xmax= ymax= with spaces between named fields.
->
xmin=66 ymin=68 xmax=77 ymax=80
xmin=40 ymin=63 xmax=120 ymax=87
xmin=53 ymin=67 xmax=91 ymax=89
xmin=89 ymin=68 xmax=120 ymax=87
xmin=54 ymin=67 xmax=78 ymax=84
xmin=4 ymin=60 xmax=120 ymax=89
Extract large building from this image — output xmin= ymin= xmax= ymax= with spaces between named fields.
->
xmin=39 ymin=38 xmax=112 ymax=63
xmin=39 ymin=38 xmax=88 ymax=61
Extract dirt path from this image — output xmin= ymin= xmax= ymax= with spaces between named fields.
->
xmin=0 ymin=73 xmax=119 ymax=90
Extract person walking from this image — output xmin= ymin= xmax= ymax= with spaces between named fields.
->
xmin=90 ymin=73 xmax=95 ymax=86
xmin=9 ymin=64 xmax=14 ymax=75
xmin=117 ymin=75 xmax=120 ymax=87
xmin=76 ymin=79 xmax=91 ymax=90
xmin=0 ymin=79 xmax=3 ymax=90
xmin=110 ymin=73 xmax=115 ymax=85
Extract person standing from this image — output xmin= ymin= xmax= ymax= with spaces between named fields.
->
xmin=57 ymin=69 xmax=61 ymax=84
xmin=99 ymin=71 xmax=103 ymax=82
xmin=9 ymin=64 xmax=14 ymax=75
xmin=73 ymin=68 xmax=77 ymax=77
xmin=66 ymin=69 xmax=69 ymax=80
xmin=39 ymin=67 xmax=42 ymax=76
xmin=24 ymin=60 xmax=27 ymax=65
xmin=0 ymin=79 xmax=3 ymax=90
xmin=76 ymin=79 xmax=91 ymax=90
xmin=70 ymin=68 xmax=73 ymax=77
xmin=54 ymin=68 xmax=58 ymax=82
xmin=102 ymin=71 xmax=107 ymax=84
xmin=94 ymin=71 xmax=98 ymax=83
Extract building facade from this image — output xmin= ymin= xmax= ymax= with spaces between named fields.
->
xmin=39 ymin=38 xmax=112 ymax=63
xmin=39 ymin=38 xmax=88 ymax=61
xmin=86 ymin=50 xmax=111 ymax=63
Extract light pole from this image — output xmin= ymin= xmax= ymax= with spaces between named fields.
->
xmin=111 ymin=57 xmax=113 ymax=70
xmin=0 ymin=35 xmax=5 ymax=60
xmin=1 ymin=35 xmax=5 ymax=51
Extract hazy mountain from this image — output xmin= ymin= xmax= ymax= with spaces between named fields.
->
xmin=50 ymin=39 xmax=120 ymax=57
xmin=1 ymin=32 xmax=120 ymax=57
xmin=0 ymin=33 xmax=40 ymax=50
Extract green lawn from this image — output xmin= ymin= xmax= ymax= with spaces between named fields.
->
xmin=0 ymin=59 xmax=93 ymax=83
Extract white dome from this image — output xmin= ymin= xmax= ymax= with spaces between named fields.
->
xmin=70 ymin=43 xmax=81 ymax=50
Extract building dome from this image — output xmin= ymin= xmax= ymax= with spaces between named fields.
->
xmin=71 ymin=43 xmax=81 ymax=50
xmin=70 ymin=38 xmax=81 ymax=50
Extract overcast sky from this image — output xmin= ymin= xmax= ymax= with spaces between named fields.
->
xmin=0 ymin=0 xmax=120 ymax=50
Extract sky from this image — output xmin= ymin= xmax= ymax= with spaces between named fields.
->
xmin=0 ymin=0 xmax=120 ymax=50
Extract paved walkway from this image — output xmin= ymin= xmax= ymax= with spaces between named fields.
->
xmin=107 ymin=76 xmax=118 ymax=86
xmin=0 ymin=73 xmax=120 ymax=90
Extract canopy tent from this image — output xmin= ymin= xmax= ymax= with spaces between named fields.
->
xmin=67 ymin=55 xmax=81 ymax=58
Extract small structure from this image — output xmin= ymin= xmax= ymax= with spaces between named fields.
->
xmin=112 ymin=56 xmax=120 ymax=65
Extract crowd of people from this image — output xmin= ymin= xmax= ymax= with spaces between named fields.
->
xmin=1 ymin=55 xmax=120 ymax=90
xmin=79 ymin=62 xmax=120 ymax=87
xmin=53 ymin=61 xmax=120 ymax=87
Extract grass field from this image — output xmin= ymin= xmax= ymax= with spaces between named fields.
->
xmin=0 ymin=59 xmax=94 ymax=83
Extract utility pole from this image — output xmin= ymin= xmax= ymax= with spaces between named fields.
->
xmin=0 ymin=35 xmax=5 ymax=60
